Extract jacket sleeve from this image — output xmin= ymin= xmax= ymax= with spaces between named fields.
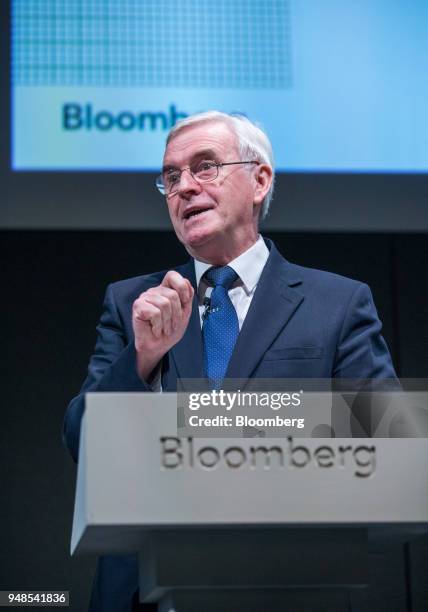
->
xmin=63 ymin=284 xmax=151 ymax=462
xmin=333 ymin=282 xmax=397 ymax=379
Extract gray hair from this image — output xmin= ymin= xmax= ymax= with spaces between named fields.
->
xmin=166 ymin=111 xmax=275 ymax=220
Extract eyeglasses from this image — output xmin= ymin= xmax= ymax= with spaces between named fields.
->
xmin=156 ymin=160 xmax=259 ymax=196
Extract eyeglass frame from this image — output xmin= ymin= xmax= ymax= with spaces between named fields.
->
xmin=155 ymin=160 xmax=260 ymax=197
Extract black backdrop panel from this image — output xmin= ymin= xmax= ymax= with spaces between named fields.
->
xmin=3 ymin=230 xmax=428 ymax=611
xmin=394 ymin=234 xmax=428 ymax=377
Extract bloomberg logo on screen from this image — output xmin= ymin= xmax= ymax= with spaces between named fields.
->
xmin=62 ymin=103 xmax=188 ymax=132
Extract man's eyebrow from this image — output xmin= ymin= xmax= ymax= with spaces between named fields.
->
xmin=162 ymin=164 xmax=178 ymax=173
xmin=162 ymin=149 xmax=219 ymax=172
xmin=190 ymin=149 xmax=219 ymax=161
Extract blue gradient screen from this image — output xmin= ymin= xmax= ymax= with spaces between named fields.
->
xmin=11 ymin=0 xmax=428 ymax=172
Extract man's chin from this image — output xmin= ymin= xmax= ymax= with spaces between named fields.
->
xmin=181 ymin=228 xmax=221 ymax=259
xmin=182 ymin=226 xmax=216 ymax=248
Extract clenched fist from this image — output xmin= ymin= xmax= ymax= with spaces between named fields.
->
xmin=132 ymin=271 xmax=194 ymax=380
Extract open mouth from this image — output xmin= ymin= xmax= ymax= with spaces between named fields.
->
xmin=183 ymin=207 xmax=212 ymax=220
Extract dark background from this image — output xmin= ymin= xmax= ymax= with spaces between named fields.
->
xmin=3 ymin=230 xmax=428 ymax=610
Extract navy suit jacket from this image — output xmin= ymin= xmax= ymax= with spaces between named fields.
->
xmin=63 ymin=239 xmax=396 ymax=611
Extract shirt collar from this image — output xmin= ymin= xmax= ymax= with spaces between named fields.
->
xmin=194 ymin=235 xmax=269 ymax=294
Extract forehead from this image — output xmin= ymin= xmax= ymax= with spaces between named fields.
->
xmin=163 ymin=121 xmax=239 ymax=166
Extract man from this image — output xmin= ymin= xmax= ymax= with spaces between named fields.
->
xmin=64 ymin=111 xmax=396 ymax=611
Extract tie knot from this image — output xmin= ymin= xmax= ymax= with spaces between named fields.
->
xmin=205 ymin=266 xmax=238 ymax=290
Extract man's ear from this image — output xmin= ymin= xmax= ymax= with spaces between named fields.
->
xmin=253 ymin=163 xmax=273 ymax=205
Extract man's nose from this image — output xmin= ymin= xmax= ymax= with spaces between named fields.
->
xmin=177 ymin=168 xmax=202 ymax=196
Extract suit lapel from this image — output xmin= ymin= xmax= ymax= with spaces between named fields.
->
xmin=168 ymin=242 xmax=304 ymax=382
xmin=170 ymin=260 xmax=205 ymax=379
xmin=226 ymin=242 xmax=304 ymax=381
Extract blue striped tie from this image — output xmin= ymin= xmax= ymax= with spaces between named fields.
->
xmin=203 ymin=266 xmax=239 ymax=389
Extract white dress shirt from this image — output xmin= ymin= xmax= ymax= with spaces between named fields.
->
xmin=150 ymin=236 xmax=269 ymax=389
xmin=194 ymin=235 xmax=270 ymax=329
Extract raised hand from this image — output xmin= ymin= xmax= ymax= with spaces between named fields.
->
xmin=132 ymin=271 xmax=194 ymax=380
